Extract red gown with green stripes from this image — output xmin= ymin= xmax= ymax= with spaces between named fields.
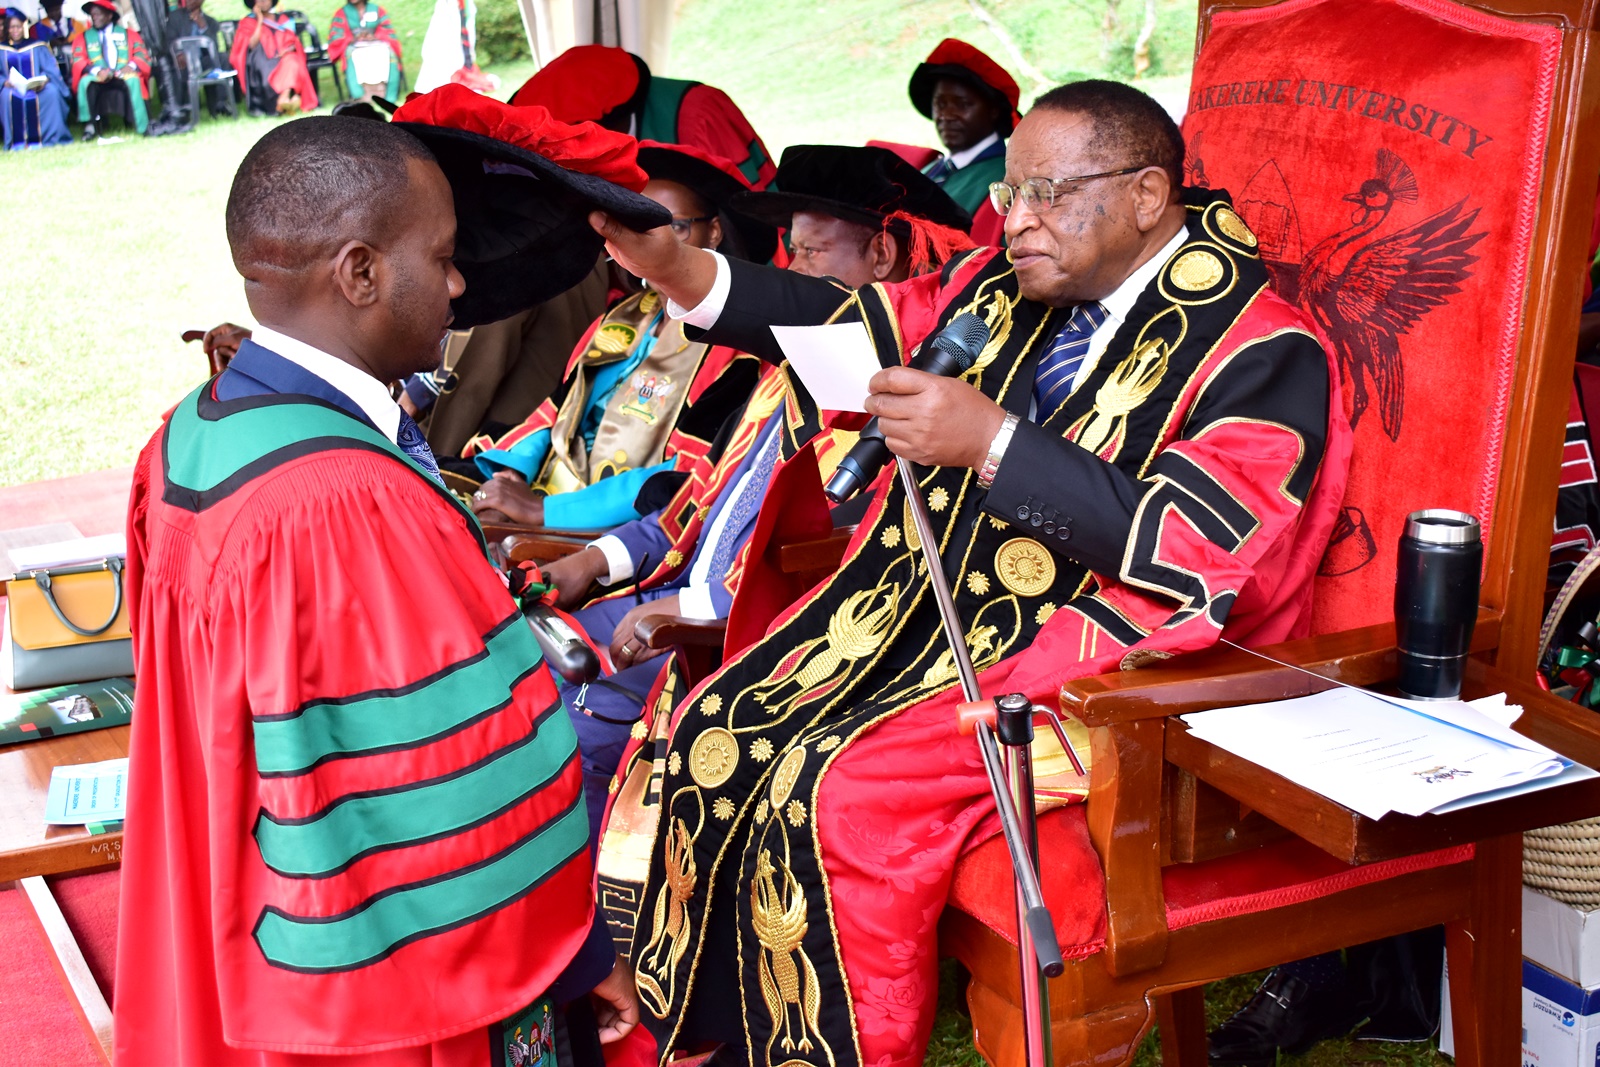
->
xmin=115 ymin=383 xmax=594 ymax=1064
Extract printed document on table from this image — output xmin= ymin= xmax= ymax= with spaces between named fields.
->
xmin=770 ymin=322 xmax=882 ymax=412
xmin=1180 ymin=688 xmax=1573 ymax=819
xmin=44 ymin=758 xmax=128 ymax=825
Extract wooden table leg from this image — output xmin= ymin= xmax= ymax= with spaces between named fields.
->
xmin=17 ymin=876 xmax=112 ymax=1065
xmin=1444 ymin=834 xmax=1521 ymax=1067
xmin=1155 ymin=987 xmax=1208 ymax=1067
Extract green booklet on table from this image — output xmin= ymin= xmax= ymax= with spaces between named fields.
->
xmin=1 ymin=677 xmax=133 ymax=746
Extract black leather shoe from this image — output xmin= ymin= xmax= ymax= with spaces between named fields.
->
xmin=1208 ymin=971 xmax=1360 ymax=1067
xmin=80 ymin=121 xmax=97 ymax=140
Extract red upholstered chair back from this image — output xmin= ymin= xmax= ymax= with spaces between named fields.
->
xmin=1181 ymin=0 xmax=1596 ymax=673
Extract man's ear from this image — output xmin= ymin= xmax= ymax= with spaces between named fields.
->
xmin=870 ymin=231 xmax=901 ymax=282
xmin=331 ymin=240 xmax=382 ymax=308
xmin=706 ymin=215 xmax=724 ymax=253
xmin=1130 ymin=168 xmax=1174 ymax=234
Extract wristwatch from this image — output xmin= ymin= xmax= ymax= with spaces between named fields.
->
xmin=976 ymin=413 xmax=1019 ymax=489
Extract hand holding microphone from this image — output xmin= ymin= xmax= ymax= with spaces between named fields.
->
xmin=825 ymin=312 xmax=1000 ymax=502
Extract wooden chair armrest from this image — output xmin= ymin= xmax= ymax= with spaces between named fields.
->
xmin=501 ymin=533 xmax=598 ymax=565
xmin=636 ymin=615 xmax=728 ymax=649
xmin=777 ymin=527 xmax=856 ymax=575
xmin=1085 ymin=718 xmax=1170 ymax=977
xmin=481 ymin=521 xmax=605 ymax=543
xmin=1060 ymin=608 xmax=1502 ymax=727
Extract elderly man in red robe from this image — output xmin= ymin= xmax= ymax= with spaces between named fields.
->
xmin=591 ymin=78 xmax=1351 ymax=1066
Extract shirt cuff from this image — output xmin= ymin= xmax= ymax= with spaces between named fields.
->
xmin=665 ymin=249 xmax=730 ymax=328
xmin=677 ymin=583 xmax=720 ymax=621
xmin=591 ymin=535 xmax=635 ymax=586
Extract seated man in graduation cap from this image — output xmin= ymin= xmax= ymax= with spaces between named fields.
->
xmin=911 ymin=37 xmax=1022 ymax=216
xmin=458 ymin=141 xmax=776 ymax=532
xmin=115 ymin=87 xmax=672 ymax=1066
xmin=588 ymin=79 xmax=1349 ymax=1065
xmin=70 ymin=0 xmax=151 ymax=137
xmin=510 ymin=43 xmax=776 ymax=191
xmin=531 ymin=143 xmax=975 ymax=840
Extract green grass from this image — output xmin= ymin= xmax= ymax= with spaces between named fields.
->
xmin=925 ymin=962 xmax=1454 ymax=1066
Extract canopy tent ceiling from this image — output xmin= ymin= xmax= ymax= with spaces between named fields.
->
xmin=517 ymin=0 xmax=675 ymax=76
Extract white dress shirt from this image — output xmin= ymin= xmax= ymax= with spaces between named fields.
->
xmin=250 ymin=325 xmax=403 ymax=444
xmin=944 ymin=131 xmax=1001 ymax=171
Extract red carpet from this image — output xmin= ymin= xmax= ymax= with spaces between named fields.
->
xmin=0 ymin=870 xmax=120 ymax=1066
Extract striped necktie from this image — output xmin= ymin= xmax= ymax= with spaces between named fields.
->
xmin=705 ymin=424 xmax=782 ymax=579
xmin=1034 ymin=302 xmax=1109 ymax=416
xmin=396 ymin=410 xmax=444 ymax=486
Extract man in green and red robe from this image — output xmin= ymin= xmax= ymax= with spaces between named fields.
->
xmin=113 ymin=93 xmax=673 ymax=1066
xmin=69 ymin=0 xmax=149 ymax=136
xmin=510 ymin=44 xmax=776 ymax=191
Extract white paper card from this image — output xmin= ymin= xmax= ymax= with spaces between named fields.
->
xmin=9 ymin=533 xmax=126 ymax=572
xmin=770 ymin=322 xmax=882 ymax=412
xmin=44 ymin=758 xmax=128 ymax=825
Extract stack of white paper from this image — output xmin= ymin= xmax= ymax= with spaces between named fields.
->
xmin=1181 ymin=688 xmax=1595 ymax=819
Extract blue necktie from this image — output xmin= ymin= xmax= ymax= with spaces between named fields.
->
xmin=705 ymin=425 xmax=782 ymax=579
xmin=396 ymin=410 xmax=444 ymax=486
xmin=1034 ymin=302 xmax=1109 ymax=416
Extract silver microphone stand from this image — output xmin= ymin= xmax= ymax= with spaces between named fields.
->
xmin=898 ymin=456 xmax=1066 ymax=1067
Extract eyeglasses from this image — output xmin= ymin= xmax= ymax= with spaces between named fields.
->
xmin=988 ymin=167 xmax=1146 ymax=215
xmin=668 ymin=215 xmax=715 ymax=240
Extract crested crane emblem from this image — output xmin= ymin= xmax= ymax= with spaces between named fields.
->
xmin=1299 ymin=149 xmax=1486 ymax=441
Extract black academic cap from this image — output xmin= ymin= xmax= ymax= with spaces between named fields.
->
xmin=636 ymin=141 xmax=778 ymax=264
xmin=729 ymin=144 xmax=972 ymax=236
xmin=390 ymin=85 xmax=671 ymax=329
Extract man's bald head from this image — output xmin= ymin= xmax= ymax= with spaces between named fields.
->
xmin=225 ymin=116 xmax=436 ymax=278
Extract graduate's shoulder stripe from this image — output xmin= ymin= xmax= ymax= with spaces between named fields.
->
xmin=252 ymin=794 xmax=588 ymax=973
xmin=252 ymin=612 xmax=553 ymax=776
xmin=253 ymin=697 xmax=576 ymax=878
xmin=160 ymin=383 xmax=487 ymax=555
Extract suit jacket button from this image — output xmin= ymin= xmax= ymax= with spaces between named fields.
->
xmin=1030 ymin=512 xmax=1042 ymax=526
xmin=1058 ymin=526 xmax=1072 ymax=541
xmin=1017 ymin=506 xmax=1030 ymax=520
xmin=1043 ymin=521 xmax=1056 ymax=534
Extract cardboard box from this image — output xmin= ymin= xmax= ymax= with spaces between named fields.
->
xmin=1442 ymin=960 xmax=1600 ymax=1063
xmin=1526 ymin=887 xmax=1600 ymax=988
xmin=1522 ymin=960 xmax=1600 ymax=1066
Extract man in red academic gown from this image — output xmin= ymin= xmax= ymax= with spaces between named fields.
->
xmin=591 ymin=80 xmax=1352 ymax=1065
xmin=114 ymin=93 xmax=675 ymax=1065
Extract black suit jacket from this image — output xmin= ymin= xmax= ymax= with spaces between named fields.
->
xmin=691 ymin=256 xmax=1329 ymax=582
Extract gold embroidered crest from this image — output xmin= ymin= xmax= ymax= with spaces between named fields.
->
xmin=995 ymin=538 xmax=1057 ymax=597
xmin=663 ymin=548 xmax=684 ymax=568
xmin=769 ymin=746 xmax=807 ymax=808
xmin=712 ymin=797 xmax=735 ymax=820
xmin=689 ymin=727 xmax=739 ymax=788
xmin=592 ymin=322 xmax=637 ymax=355
xmin=929 ymin=486 xmax=950 ymax=512
xmin=751 ymin=737 xmax=775 ymax=761
xmin=1036 ymin=601 xmax=1058 ymax=626
xmin=1214 ymin=207 xmax=1258 ymax=248
xmin=638 ymin=817 xmax=697 ymax=1017
xmin=618 ymin=371 xmax=677 ymax=424
xmin=751 ymin=850 xmax=828 ymax=1058
xmin=1170 ymin=250 xmax=1225 ymax=292
xmin=1066 ymin=338 xmax=1170 ymax=459
xmin=785 ymin=800 xmax=807 ymax=827
xmin=700 ymin=693 xmax=722 ymax=716
xmin=966 ymin=571 xmax=991 ymax=596
xmin=880 ymin=525 xmax=902 ymax=548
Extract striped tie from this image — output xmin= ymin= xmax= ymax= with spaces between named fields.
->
xmin=1033 ymin=302 xmax=1109 ymax=416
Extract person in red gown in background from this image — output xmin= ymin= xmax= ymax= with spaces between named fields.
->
xmin=230 ymin=0 xmax=316 ymax=115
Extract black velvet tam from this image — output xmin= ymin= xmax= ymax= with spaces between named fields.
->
xmin=729 ymin=144 xmax=972 ymax=237
xmin=394 ymin=123 xmax=671 ymax=329
xmin=636 ymin=143 xmax=778 ymax=264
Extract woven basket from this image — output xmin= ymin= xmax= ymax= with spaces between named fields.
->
xmin=1526 ymin=818 xmax=1600 ymax=906
xmin=1527 ymin=546 xmax=1600 ymax=902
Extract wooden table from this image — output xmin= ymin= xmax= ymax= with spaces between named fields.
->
xmin=0 ymin=469 xmax=136 ymax=1062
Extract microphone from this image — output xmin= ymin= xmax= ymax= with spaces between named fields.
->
xmin=823 ymin=311 xmax=991 ymax=503
xmin=524 ymin=603 xmax=603 ymax=684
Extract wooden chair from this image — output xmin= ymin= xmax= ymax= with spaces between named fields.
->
xmin=937 ymin=0 xmax=1600 ymax=1061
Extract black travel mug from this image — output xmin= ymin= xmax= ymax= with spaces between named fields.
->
xmin=1394 ymin=509 xmax=1482 ymax=700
